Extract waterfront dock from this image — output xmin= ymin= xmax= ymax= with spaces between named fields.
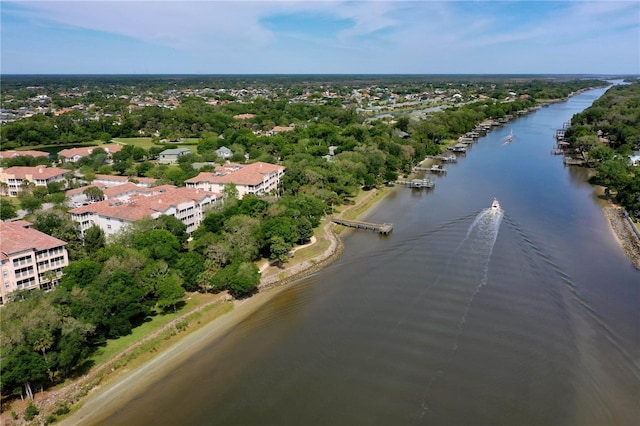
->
xmin=329 ymin=217 xmax=393 ymax=235
xmin=395 ymin=178 xmax=435 ymax=189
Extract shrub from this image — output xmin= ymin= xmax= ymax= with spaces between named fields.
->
xmin=24 ymin=403 xmax=39 ymax=421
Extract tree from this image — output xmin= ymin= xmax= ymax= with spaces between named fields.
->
xmin=223 ymin=215 xmax=262 ymax=261
xmin=59 ymin=259 xmax=102 ymax=289
xmin=269 ymin=236 xmax=291 ymax=264
xmin=19 ymin=196 xmax=43 ymax=214
xmin=222 ymin=183 xmax=239 ymax=206
xmin=83 ymin=225 xmax=106 ymax=254
xmin=83 ymin=186 xmax=105 ymax=202
xmin=0 ymin=200 xmax=18 ymax=220
xmin=155 ymin=272 xmax=185 ymax=313
xmin=261 ymin=216 xmax=298 ymax=245
xmin=155 ymin=215 xmax=188 ymax=244
xmin=296 ymin=217 xmax=314 ymax=244
xmin=229 ymin=262 xmax=260 ymax=297
xmin=133 ymin=229 xmax=181 ymax=264
xmin=210 ymin=261 xmax=260 ymax=298
xmin=174 ymin=251 xmax=205 ymax=291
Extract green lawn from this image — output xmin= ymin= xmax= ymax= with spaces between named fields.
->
xmin=113 ymin=137 xmax=200 ymax=150
xmin=89 ymin=292 xmax=226 ymax=366
xmin=111 ymin=137 xmax=157 ymax=150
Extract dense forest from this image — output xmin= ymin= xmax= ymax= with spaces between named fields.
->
xmin=1 ymin=76 xmax=623 ymax=406
xmin=564 ymin=81 xmax=640 ymax=215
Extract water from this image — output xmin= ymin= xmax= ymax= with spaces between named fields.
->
xmin=91 ymin=85 xmax=639 ymax=425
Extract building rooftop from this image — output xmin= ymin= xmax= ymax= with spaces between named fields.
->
xmin=0 ymin=150 xmax=49 ymax=159
xmin=1 ymin=165 xmax=70 ymax=180
xmin=69 ymin=186 xmax=220 ymax=222
xmin=0 ymin=221 xmax=67 ymax=255
xmin=185 ymin=161 xmax=285 ymax=186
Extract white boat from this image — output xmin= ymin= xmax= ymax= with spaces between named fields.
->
xmin=491 ymin=198 xmax=500 ymax=210
xmin=504 ymin=130 xmax=513 ymax=144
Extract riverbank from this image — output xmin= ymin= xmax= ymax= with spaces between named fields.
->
xmin=2 ymin=187 xmax=391 ymax=426
xmin=603 ymin=204 xmax=640 ymax=270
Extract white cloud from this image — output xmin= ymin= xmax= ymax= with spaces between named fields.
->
xmin=3 ymin=1 xmax=639 ymax=74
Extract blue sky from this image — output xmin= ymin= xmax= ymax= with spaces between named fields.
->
xmin=1 ymin=1 xmax=638 ymax=75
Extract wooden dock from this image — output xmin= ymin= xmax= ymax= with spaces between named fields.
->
xmin=435 ymin=154 xmax=457 ymax=163
xmin=395 ymin=178 xmax=435 ymax=189
xmin=413 ymin=165 xmax=446 ymax=174
xmin=329 ymin=217 xmax=393 ymax=235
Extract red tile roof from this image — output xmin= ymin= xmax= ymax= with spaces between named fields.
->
xmin=272 ymin=126 xmax=294 ymax=133
xmin=58 ymin=144 xmax=123 ymax=159
xmin=70 ymin=187 xmax=220 ymax=222
xmin=233 ymin=113 xmax=256 ymax=120
xmin=0 ymin=150 xmax=49 ymax=159
xmin=65 ymin=183 xmax=108 ymax=197
xmin=0 ymin=221 xmax=67 ymax=255
xmin=185 ymin=162 xmax=285 ymax=186
xmin=1 ymin=165 xmax=70 ymax=180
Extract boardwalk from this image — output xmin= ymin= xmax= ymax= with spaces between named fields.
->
xmin=329 ymin=217 xmax=393 ymax=235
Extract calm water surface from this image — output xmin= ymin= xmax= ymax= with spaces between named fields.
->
xmin=103 ymin=86 xmax=639 ymax=425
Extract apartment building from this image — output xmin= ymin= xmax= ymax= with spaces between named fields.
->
xmin=0 ymin=221 xmax=69 ymax=304
xmin=0 ymin=165 xmax=70 ymax=197
xmin=185 ymin=161 xmax=285 ymax=199
xmin=69 ymin=186 xmax=221 ymax=236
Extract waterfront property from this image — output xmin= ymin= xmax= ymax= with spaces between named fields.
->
xmin=329 ymin=217 xmax=393 ymax=235
xmin=185 ymin=161 xmax=286 ymax=199
xmin=0 ymin=220 xmax=69 ymax=304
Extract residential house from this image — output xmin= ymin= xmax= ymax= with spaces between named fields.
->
xmin=91 ymin=174 xmax=157 ymax=188
xmin=215 ymin=146 xmax=233 ymax=160
xmin=0 ymin=165 xmax=70 ymax=197
xmin=185 ymin=161 xmax=285 ymax=199
xmin=57 ymin=144 xmax=123 ymax=163
xmin=158 ymin=148 xmax=191 ymax=164
xmin=0 ymin=220 xmax=69 ymax=304
xmin=0 ymin=150 xmax=49 ymax=160
xmin=69 ymin=186 xmax=221 ymax=236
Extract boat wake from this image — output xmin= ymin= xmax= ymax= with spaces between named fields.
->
xmin=416 ymin=205 xmax=503 ymax=421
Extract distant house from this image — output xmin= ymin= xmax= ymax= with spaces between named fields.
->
xmin=91 ymin=174 xmax=158 ymax=188
xmin=233 ymin=113 xmax=256 ymax=120
xmin=0 ymin=150 xmax=49 ymax=160
xmin=215 ymin=146 xmax=233 ymax=160
xmin=185 ymin=161 xmax=286 ymax=199
xmin=158 ymin=148 xmax=191 ymax=164
xmin=271 ymin=125 xmax=295 ymax=134
xmin=57 ymin=144 xmax=123 ymax=163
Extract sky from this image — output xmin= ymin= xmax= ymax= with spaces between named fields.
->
xmin=1 ymin=0 xmax=639 ymax=75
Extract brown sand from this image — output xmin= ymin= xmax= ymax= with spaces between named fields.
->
xmin=603 ymin=205 xmax=640 ymax=270
xmin=57 ymin=290 xmax=288 ymax=425
xmin=49 ymin=189 xmax=386 ymax=425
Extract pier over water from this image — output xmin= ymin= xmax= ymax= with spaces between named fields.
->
xmin=329 ymin=217 xmax=393 ymax=235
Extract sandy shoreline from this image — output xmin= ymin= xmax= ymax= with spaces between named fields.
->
xmin=603 ymin=204 xmax=640 ymax=270
xmin=38 ymin=189 xmax=387 ymax=426
xmin=57 ymin=290 xmax=288 ymax=426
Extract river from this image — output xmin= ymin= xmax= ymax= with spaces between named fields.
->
xmin=85 ymin=85 xmax=639 ymax=425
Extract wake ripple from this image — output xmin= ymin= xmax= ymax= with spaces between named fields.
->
xmin=416 ymin=207 xmax=503 ymax=421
